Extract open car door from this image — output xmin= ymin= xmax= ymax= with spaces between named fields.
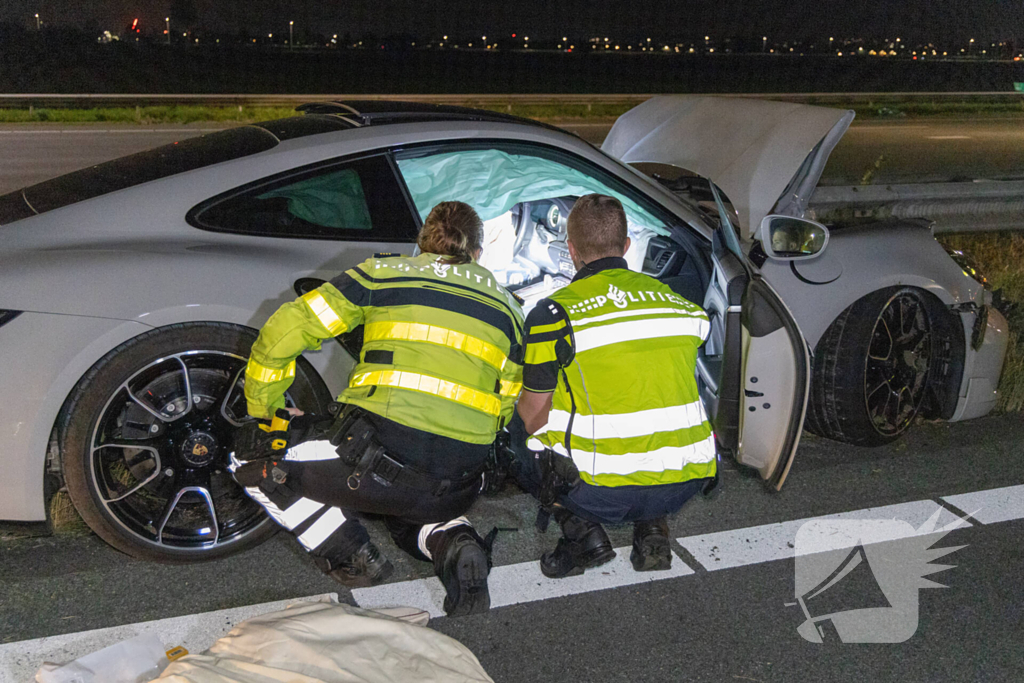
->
xmin=699 ymin=184 xmax=810 ymax=489
xmin=603 ymin=95 xmax=852 ymax=489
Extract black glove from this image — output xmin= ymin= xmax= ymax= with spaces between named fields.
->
xmin=234 ymin=420 xmax=287 ymax=462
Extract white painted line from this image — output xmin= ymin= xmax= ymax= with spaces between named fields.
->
xmin=926 ymin=135 xmax=973 ymax=140
xmin=353 ymin=546 xmax=694 ymax=618
xmin=943 ymin=484 xmax=1024 ymax=525
xmin=0 ymin=593 xmax=336 ymax=683
xmin=678 ymin=500 xmax=969 ymax=571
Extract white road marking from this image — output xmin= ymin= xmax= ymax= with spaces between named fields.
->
xmin=353 ymin=546 xmax=694 ymax=618
xmin=3 ymin=484 xmax=1021 ymax=675
xmin=677 ymin=500 xmax=969 ymax=571
xmin=943 ymin=484 xmax=1024 ymax=525
xmin=0 ymin=593 xmax=337 ymax=683
xmin=926 ymin=135 xmax=973 ymax=140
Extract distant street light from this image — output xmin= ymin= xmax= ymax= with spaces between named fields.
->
xmin=165 ymin=17 xmax=170 ymax=45
xmin=829 ymin=36 xmax=834 ymax=51
xmin=289 ymin=21 xmax=294 ymax=50
xmin=969 ymin=38 xmax=975 ymax=56
xmin=763 ymin=36 xmax=767 ymax=52
xmin=34 ymin=13 xmax=40 ymax=30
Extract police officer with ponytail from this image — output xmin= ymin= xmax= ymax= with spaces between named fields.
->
xmin=513 ymin=194 xmax=716 ymax=578
xmin=234 ymin=201 xmax=524 ymax=616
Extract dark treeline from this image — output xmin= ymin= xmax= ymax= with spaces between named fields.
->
xmin=2 ymin=23 xmax=1021 ymax=94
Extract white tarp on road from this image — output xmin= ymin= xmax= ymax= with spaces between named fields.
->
xmin=157 ymin=602 xmax=494 ymax=683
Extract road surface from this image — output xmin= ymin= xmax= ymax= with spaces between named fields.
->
xmin=1 ymin=118 xmax=1023 ymax=196
xmin=2 ymin=413 xmax=1022 ymax=681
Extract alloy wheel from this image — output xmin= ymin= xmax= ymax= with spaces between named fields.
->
xmin=863 ymin=292 xmax=932 ymax=436
xmin=88 ymin=351 xmax=273 ymax=550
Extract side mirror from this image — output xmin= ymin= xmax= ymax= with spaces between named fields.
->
xmin=759 ymin=215 xmax=829 ymax=261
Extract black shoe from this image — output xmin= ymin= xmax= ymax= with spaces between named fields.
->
xmin=631 ymin=518 xmax=672 ymax=572
xmin=324 ymin=541 xmax=395 ymax=588
xmin=540 ymin=517 xmax=616 ymax=579
xmin=433 ymin=528 xmax=491 ymax=617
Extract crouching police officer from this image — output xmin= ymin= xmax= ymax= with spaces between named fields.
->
xmin=512 ymin=194 xmax=716 ymax=577
xmin=233 ymin=201 xmax=524 ymax=616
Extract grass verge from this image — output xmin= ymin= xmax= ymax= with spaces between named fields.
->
xmin=0 ymin=105 xmax=298 ymax=125
xmin=936 ymin=232 xmax=1024 ymax=413
xmin=0 ymin=99 xmax=1022 ymax=125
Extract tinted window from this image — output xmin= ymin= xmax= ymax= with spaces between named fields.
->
xmin=190 ymin=155 xmax=418 ymax=241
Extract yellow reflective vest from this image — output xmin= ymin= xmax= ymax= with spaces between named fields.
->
xmin=245 ymin=253 xmax=525 ymax=444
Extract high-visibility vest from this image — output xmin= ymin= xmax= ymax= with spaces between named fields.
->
xmin=527 ymin=268 xmax=715 ymax=487
xmin=245 ymin=253 xmax=525 ymax=445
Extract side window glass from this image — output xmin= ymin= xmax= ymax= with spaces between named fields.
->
xmin=191 ymin=155 xmax=418 ymax=241
xmin=394 ymin=147 xmax=672 ymax=312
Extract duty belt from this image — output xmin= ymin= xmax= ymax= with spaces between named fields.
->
xmin=333 ymin=406 xmax=482 ymax=496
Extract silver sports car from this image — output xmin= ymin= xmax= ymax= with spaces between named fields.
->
xmin=0 ymin=96 xmax=1006 ymax=562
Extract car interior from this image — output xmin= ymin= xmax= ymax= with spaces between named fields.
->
xmin=394 ymin=148 xmax=711 ymax=315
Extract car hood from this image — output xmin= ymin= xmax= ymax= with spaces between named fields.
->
xmin=601 ymin=95 xmax=854 ymax=238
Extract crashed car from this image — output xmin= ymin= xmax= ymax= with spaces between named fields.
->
xmin=0 ymin=97 xmax=1006 ymax=562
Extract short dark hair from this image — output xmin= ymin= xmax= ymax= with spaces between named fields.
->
xmin=417 ymin=201 xmax=484 ymax=264
xmin=566 ymin=194 xmax=628 ymax=263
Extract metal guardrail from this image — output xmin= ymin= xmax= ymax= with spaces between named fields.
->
xmin=0 ymin=92 xmax=1022 ymax=109
xmin=809 ymin=181 xmax=1024 ymax=233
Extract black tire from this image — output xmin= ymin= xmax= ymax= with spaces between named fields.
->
xmin=61 ymin=322 xmax=333 ymax=563
xmin=807 ymin=287 xmax=934 ymax=447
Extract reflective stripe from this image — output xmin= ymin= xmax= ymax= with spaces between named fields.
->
xmin=574 ymin=307 xmax=703 ymax=328
xmin=297 ymin=507 xmax=347 ymax=550
xmin=417 ymin=516 xmax=472 ymax=560
xmin=529 ymin=319 xmax=567 ymax=335
xmin=285 ymin=439 xmax=340 ymax=462
xmin=574 ymin=316 xmax=709 ymax=353
xmin=245 ymin=487 xmax=286 ymax=526
xmin=301 ymin=289 xmax=347 ymax=335
xmin=499 ymin=379 xmax=523 ymax=397
xmin=525 ymin=340 xmax=558 ymax=364
xmin=245 ymin=358 xmax=296 ymax=383
xmin=530 ymin=433 xmax=717 ymax=477
xmin=364 ymin=321 xmax=509 ymax=371
xmin=350 ymin=370 xmax=501 ymax=417
xmin=280 ymin=498 xmax=325 ymax=530
xmin=244 ymin=488 xmax=324 ymax=531
xmin=541 ymin=402 xmax=707 ymax=440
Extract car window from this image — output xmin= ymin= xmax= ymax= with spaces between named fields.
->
xmin=393 ymin=144 xmax=683 ymax=312
xmin=190 ymin=154 xmax=418 ymax=241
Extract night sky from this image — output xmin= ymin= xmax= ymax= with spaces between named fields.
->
xmin=2 ymin=0 xmax=1022 ymax=44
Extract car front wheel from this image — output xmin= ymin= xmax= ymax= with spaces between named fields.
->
xmin=807 ymin=287 xmax=934 ymax=447
xmin=61 ymin=322 xmax=333 ymax=563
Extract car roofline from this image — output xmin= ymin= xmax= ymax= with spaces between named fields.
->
xmin=295 ymin=100 xmax=575 ymax=137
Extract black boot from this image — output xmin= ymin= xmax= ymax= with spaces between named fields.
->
xmin=322 ymin=541 xmax=395 ymax=588
xmin=540 ymin=511 xmax=616 ymax=579
xmin=431 ymin=526 xmax=491 ymax=617
xmin=631 ymin=518 xmax=672 ymax=571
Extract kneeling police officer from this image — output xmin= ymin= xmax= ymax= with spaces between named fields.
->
xmin=513 ymin=194 xmax=717 ymax=577
xmin=233 ymin=202 xmax=524 ymax=616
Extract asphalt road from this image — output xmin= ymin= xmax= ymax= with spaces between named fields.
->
xmin=1 ymin=118 xmax=1023 ymax=196
xmin=2 ymin=413 xmax=1022 ymax=681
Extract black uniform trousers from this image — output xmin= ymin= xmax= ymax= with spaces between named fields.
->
xmin=508 ymin=412 xmax=711 ymax=526
xmin=239 ymin=409 xmax=486 ymax=568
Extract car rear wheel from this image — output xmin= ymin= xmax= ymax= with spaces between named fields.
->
xmin=807 ymin=287 xmax=934 ymax=447
xmin=61 ymin=322 xmax=333 ymax=563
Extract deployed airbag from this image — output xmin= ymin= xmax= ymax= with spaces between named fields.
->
xmin=258 ymin=168 xmax=372 ymax=230
xmin=397 ymin=149 xmax=667 ymax=234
